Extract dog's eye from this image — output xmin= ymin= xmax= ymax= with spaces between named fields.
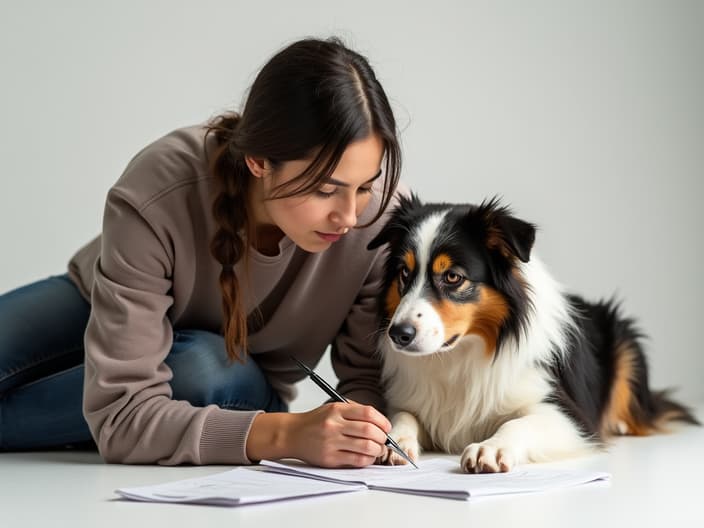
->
xmin=399 ymin=265 xmax=410 ymax=281
xmin=443 ymin=271 xmax=463 ymax=285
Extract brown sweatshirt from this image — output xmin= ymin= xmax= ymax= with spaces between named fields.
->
xmin=68 ymin=124 xmax=401 ymax=465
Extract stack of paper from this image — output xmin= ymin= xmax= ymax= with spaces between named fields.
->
xmin=260 ymin=458 xmax=610 ymax=501
xmin=116 ymin=467 xmax=365 ymax=506
xmin=115 ymin=458 xmax=610 ymax=506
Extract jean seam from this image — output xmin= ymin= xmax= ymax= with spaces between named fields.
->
xmin=13 ymin=363 xmax=84 ymax=391
xmin=0 ymin=346 xmax=84 ymax=385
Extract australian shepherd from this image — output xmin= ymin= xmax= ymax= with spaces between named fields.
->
xmin=368 ymin=194 xmax=698 ymax=473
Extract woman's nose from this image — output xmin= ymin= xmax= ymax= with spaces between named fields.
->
xmin=331 ymin=194 xmax=358 ymax=228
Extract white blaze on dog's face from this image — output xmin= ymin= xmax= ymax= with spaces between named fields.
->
xmin=387 ymin=212 xmax=450 ymax=355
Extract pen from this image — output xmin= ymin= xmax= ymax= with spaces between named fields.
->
xmin=290 ymin=355 xmax=419 ymax=469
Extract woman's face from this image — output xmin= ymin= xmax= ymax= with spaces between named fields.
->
xmin=250 ymin=133 xmax=385 ymax=253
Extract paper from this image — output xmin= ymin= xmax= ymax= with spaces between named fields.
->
xmin=115 ymin=467 xmax=365 ymax=506
xmin=260 ymin=458 xmax=611 ymax=500
xmin=116 ymin=458 xmax=610 ymax=506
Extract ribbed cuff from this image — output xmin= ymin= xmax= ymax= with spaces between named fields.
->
xmin=199 ymin=407 xmax=264 ymax=465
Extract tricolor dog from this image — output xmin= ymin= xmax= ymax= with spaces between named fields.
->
xmin=369 ymin=195 xmax=698 ymax=473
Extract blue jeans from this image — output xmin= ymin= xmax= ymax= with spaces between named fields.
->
xmin=0 ymin=274 xmax=287 ymax=450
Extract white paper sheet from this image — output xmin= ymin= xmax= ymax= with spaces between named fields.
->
xmin=116 ymin=467 xmax=365 ymax=506
xmin=261 ymin=458 xmax=611 ymax=500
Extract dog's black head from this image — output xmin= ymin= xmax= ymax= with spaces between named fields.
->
xmin=368 ymin=194 xmax=536 ymax=358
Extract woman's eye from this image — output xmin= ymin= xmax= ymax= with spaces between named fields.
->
xmin=317 ymin=186 xmax=372 ymax=198
xmin=316 ymin=188 xmax=337 ymax=198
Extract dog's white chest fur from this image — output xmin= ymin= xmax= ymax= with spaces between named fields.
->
xmin=381 ymin=335 xmax=553 ymax=453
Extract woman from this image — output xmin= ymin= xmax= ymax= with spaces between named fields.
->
xmin=0 ymin=37 xmax=403 ymax=467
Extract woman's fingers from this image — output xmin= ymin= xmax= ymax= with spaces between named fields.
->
xmin=338 ymin=435 xmax=387 ymax=458
xmin=333 ymin=403 xmax=390 ymax=462
xmin=340 ymin=419 xmax=388 ymax=446
xmin=335 ymin=451 xmax=381 ymax=468
xmin=335 ymin=402 xmax=392 ymax=434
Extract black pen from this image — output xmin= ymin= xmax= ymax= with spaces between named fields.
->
xmin=290 ymin=356 xmax=419 ymax=469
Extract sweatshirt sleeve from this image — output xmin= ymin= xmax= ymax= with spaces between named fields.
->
xmin=330 ymin=245 xmax=387 ymax=414
xmin=82 ymin=188 xmax=262 ymax=465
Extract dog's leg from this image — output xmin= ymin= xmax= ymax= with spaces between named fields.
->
xmin=460 ymin=403 xmax=592 ymax=473
xmin=378 ymin=411 xmax=425 ymax=465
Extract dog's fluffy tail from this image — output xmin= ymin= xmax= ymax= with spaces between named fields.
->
xmin=648 ymin=389 xmax=700 ymax=428
xmin=600 ymin=301 xmax=700 ymax=435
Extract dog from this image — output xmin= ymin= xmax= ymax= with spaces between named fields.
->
xmin=368 ymin=194 xmax=698 ymax=473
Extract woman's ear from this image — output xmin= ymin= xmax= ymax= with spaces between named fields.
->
xmin=244 ymin=155 xmax=269 ymax=178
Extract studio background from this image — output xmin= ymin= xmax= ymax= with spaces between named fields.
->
xmin=1 ymin=0 xmax=701 ymax=411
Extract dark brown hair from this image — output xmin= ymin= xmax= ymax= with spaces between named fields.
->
xmin=206 ymin=37 xmax=402 ymax=361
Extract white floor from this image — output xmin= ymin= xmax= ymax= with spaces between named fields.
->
xmin=2 ymin=402 xmax=702 ymax=528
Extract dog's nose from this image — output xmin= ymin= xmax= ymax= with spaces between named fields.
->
xmin=389 ymin=322 xmax=417 ymax=347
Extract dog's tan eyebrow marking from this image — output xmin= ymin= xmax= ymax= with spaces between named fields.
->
xmin=403 ymin=250 xmax=416 ymax=272
xmin=432 ymin=253 xmax=453 ymax=274
xmin=385 ymin=278 xmax=402 ymax=318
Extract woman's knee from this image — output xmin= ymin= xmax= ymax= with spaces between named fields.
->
xmin=167 ymin=330 xmax=281 ymax=411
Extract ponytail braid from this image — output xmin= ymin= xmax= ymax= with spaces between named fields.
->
xmin=206 ymin=114 xmax=252 ymax=362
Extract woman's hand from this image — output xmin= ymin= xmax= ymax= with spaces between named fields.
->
xmin=290 ymin=402 xmax=391 ymax=467
xmin=246 ymin=402 xmax=391 ymax=468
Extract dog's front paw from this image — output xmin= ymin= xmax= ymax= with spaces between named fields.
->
xmin=460 ymin=442 xmax=517 ymax=473
xmin=377 ymin=435 xmax=420 ymax=466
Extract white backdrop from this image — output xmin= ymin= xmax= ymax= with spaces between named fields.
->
xmin=1 ymin=1 xmax=702 ymax=409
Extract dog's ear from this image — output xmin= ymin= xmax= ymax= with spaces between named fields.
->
xmin=367 ymin=193 xmax=422 ymax=250
xmin=473 ymin=197 xmax=536 ymax=263
xmin=493 ymin=214 xmax=536 ymax=263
